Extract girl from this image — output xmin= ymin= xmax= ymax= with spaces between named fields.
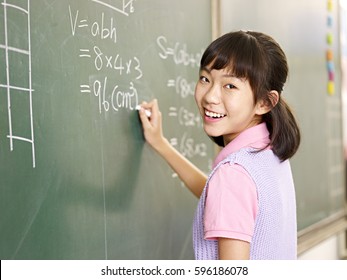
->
xmin=138 ymin=31 xmax=300 ymax=260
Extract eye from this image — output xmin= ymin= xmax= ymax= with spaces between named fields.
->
xmin=199 ymin=75 xmax=209 ymax=83
xmin=225 ymin=83 xmax=236 ymax=90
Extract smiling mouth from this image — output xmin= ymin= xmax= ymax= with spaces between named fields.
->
xmin=204 ymin=109 xmax=226 ymax=119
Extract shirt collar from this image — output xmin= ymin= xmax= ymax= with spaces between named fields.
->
xmin=213 ymin=122 xmax=270 ymax=168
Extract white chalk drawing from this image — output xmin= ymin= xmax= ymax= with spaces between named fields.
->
xmin=91 ymin=0 xmax=135 ymax=17
xmin=0 ymin=0 xmax=36 ymax=168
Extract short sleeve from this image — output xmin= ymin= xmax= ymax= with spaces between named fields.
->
xmin=204 ymin=163 xmax=258 ymax=243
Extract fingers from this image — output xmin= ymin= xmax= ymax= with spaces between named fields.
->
xmin=138 ymin=99 xmax=161 ymax=128
xmin=140 ymin=99 xmax=158 ymax=114
xmin=138 ymin=105 xmax=151 ymax=128
xmin=137 ymin=99 xmax=164 ymax=147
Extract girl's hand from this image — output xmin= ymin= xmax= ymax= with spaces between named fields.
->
xmin=138 ymin=99 xmax=207 ymax=198
xmin=138 ymin=99 xmax=166 ymax=151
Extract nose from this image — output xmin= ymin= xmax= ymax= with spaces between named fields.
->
xmin=204 ymin=85 xmax=220 ymax=105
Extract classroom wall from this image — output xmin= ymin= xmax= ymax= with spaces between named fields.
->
xmin=341 ymin=0 xmax=347 ymax=152
xmin=298 ymin=235 xmax=340 ymax=260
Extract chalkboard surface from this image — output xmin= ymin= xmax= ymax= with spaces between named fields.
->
xmin=0 ymin=0 xmax=213 ymax=259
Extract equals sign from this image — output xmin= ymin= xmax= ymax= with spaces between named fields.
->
xmin=79 ymin=49 xmax=91 ymax=58
xmin=168 ymin=107 xmax=178 ymax=117
xmin=167 ymin=79 xmax=175 ymax=87
xmin=78 ymin=19 xmax=88 ymax=28
xmin=166 ymin=48 xmax=174 ymax=55
xmin=80 ymin=84 xmax=91 ymax=93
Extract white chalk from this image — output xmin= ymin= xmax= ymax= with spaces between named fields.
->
xmin=135 ymin=105 xmax=152 ymax=117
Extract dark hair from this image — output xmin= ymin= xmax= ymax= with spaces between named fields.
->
xmin=200 ymin=30 xmax=300 ymax=161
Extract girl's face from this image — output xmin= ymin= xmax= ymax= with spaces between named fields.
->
xmin=195 ymin=65 xmax=263 ymax=145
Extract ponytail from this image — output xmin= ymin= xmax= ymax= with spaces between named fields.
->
xmin=263 ymin=98 xmax=300 ymax=161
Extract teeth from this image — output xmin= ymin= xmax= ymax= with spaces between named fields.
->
xmin=205 ymin=110 xmax=225 ymax=118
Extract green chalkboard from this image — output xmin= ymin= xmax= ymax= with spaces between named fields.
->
xmin=0 ymin=0 xmax=213 ymax=259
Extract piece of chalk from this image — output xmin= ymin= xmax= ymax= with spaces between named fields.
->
xmin=135 ymin=105 xmax=152 ymax=117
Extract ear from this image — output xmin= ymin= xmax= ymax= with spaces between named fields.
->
xmin=255 ymin=90 xmax=279 ymax=115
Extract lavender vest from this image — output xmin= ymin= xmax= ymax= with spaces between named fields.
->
xmin=193 ymin=148 xmax=297 ymax=260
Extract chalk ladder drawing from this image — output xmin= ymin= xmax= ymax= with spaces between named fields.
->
xmin=0 ymin=0 xmax=36 ymax=168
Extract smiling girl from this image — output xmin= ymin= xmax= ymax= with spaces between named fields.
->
xmin=138 ymin=31 xmax=300 ymax=260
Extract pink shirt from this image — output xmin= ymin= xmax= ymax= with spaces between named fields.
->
xmin=204 ymin=123 xmax=271 ymax=242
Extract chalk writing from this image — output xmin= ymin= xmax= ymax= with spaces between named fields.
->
xmin=80 ymin=78 xmax=139 ymax=114
xmin=69 ymin=5 xmax=117 ymax=43
xmin=157 ymin=35 xmax=202 ymax=67
xmin=92 ymin=0 xmax=135 ymax=17
xmin=69 ymin=2 xmax=141 ymax=116
xmin=155 ymin=35 xmax=208 ymax=179
xmin=168 ymin=106 xmax=202 ymax=127
xmin=89 ymin=77 xmax=138 ymax=114
xmin=169 ymin=133 xmax=207 ymax=158
xmin=68 ymin=1 xmax=209 ymax=183
xmin=91 ymin=46 xmax=143 ymax=79
xmin=0 ymin=0 xmax=36 ymax=168
xmin=167 ymin=76 xmax=195 ymax=98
